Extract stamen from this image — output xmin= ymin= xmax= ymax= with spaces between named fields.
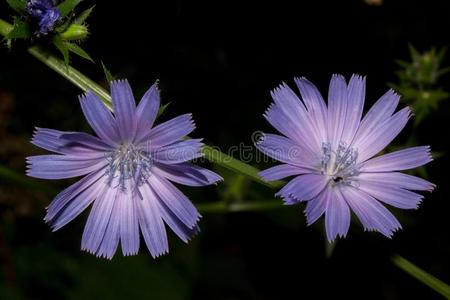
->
xmin=105 ymin=143 xmax=154 ymax=192
xmin=320 ymin=140 xmax=360 ymax=187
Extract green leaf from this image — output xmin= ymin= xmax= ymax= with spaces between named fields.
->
xmin=57 ymin=0 xmax=83 ymax=18
xmin=66 ymin=42 xmax=94 ymax=62
xmin=5 ymin=19 xmax=31 ymax=39
xmin=6 ymin=0 xmax=26 ymax=13
xmin=101 ymin=61 xmax=114 ymax=82
xmin=53 ymin=35 xmax=70 ymax=66
xmin=392 ymin=254 xmax=450 ymax=299
xmin=74 ymin=5 xmax=95 ymax=24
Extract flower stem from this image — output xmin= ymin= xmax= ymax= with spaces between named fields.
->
xmin=0 ymin=19 xmax=13 ymax=36
xmin=391 ymin=254 xmax=450 ymax=299
xmin=197 ymin=200 xmax=286 ymax=213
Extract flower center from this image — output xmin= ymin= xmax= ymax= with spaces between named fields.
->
xmin=105 ymin=143 xmax=153 ymax=191
xmin=320 ymin=141 xmax=360 ymax=187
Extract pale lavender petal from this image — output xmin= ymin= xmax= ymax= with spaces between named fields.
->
xmin=135 ymin=81 xmax=160 ymax=142
xmin=325 ymin=187 xmax=350 ymax=242
xmin=341 ymin=75 xmax=365 ymax=144
xmin=119 ymin=187 xmax=140 ymax=256
xmin=294 ymin=77 xmax=328 ymax=142
xmin=255 ymin=133 xmax=318 ymax=169
xmin=79 ymin=91 xmax=120 ymax=146
xmin=357 ymin=180 xmax=424 ymax=209
xmin=152 ymin=139 xmax=204 ymax=164
xmin=259 ymin=164 xmax=310 ymax=181
xmin=45 ymin=168 xmax=106 ymax=221
xmin=96 ymin=197 xmax=121 ymax=259
xmin=111 ymin=80 xmax=137 ymax=141
xmin=341 ymin=187 xmax=401 ymax=237
xmin=270 ymin=84 xmax=321 ymax=152
xmin=148 ymin=174 xmax=200 ymax=228
xmin=352 ymin=89 xmax=400 ymax=146
xmin=276 ymin=174 xmax=328 ymax=203
xmin=81 ymin=183 xmax=118 ymax=256
xmin=32 ymin=128 xmax=109 ymax=156
xmin=357 ymin=172 xmax=435 ymax=191
xmin=26 ymin=155 xmax=107 ymax=179
xmin=361 ymin=146 xmax=432 ymax=172
xmin=59 ymin=132 xmax=112 ymax=152
xmin=48 ymin=176 xmax=106 ymax=231
xmin=139 ymin=114 xmax=195 ymax=148
xmin=138 ymin=184 xmax=169 ymax=257
xmin=305 ymin=187 xmax=331 ymax=225
xmin=355 ymin=107 xmax=412 ymax=162
xmin=327 ymin=74 xmax=348 ymax=147
xmin=154 ymin=163 xmax=222 ymax=187
xmin=156 ymin=195 xmax=200 ymax=243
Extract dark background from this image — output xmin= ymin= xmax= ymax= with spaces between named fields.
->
xmin=0 ymin=0 xmax=449 ymax=299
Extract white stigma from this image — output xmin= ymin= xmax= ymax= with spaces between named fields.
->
xmin=105 ymin=143 xmax=154 ymax=191
xmin=320 ymin=141 xmax=360 ymax=187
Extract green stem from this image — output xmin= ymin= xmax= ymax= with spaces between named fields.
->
xmin=202 ymin=145 xmax=283 ymax=189
xmin=392 ymin=254 xmax=450 ymax=299
xmin=0 ymin=19 xmax=13 ymax=36
xmin=27 ymin=46 xmax=112 ymax=110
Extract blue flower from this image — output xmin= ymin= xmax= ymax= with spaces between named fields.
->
xmin=256 ymin=74 xmax=435 ymax=242
xmin=27 ymin=0 xmax=61 ymax=35
xmin=27 ymin=80 xmax=222 ymax=259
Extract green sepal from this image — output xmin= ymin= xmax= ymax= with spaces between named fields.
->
xmin=101 ymin=61 xmax=114 ymax=82
xmin=57 ymin=0 xmax=84 ymax=18
xmin=5 ymin=19 xmax=31 ymax=39
xmin=74 ymin=6 xmax=95 ymax=24
xmin=53 ymin=35 xmax=70 ymax=66
xmin=6 ymin=0 xmax=27 ymax=14
xmin=66 ymin=42 xmax=93 ymax=62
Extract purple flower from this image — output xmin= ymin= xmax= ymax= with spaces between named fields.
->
xmin=256 ymin=74 xmax=434 ymax=242
xmin=27 ymin=0 xmax=61 ymax=35
xmin=27 ymin=80 xmax=222 ymax=259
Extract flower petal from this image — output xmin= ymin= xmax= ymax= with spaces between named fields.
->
xmin=305 ymin=187 xmax=331 ymax=226
xmin=255 ymin=133 xmax=317 ymax=169
xmin=341 ymin=186 xmax=402 ymax=237
xmin=355 ymin=107 xmax=412 ymax=162
xmin=154 ymin=162 xmax=223 ymax=187
xmin=140 ymin=114 xmax=195 ymax=148
xmin=259 ymin=164 xmax=310 ymax=181
xmin=119 ymin=188 xmax=140 ymax=257
xmin=32 ymin=127 xmax=109 ymax=156
xmin=357 ymin=180 xmax=424 ymax=209
xmin=325 ymin=187 xmax=350 ymax=242
xmin=26 ymin=154 xmax=107 ymax=179
xmin=357 ymin=172 xmax=435 ymax=191
xmin=135 ymin=81 xmax=160 ymax=142
xmin=152 ymin=139 xmax=204 ymax=164
xmin=327 ymin=74 xmax=348 ymax=148
xmin=341 ymin=75 xmax=365 ymax=144
xmin=111 ymin=80 xmax=137 ymax=141
xmin=96 ymin=195 xmax=121 ymax=260
xmin=138 ymin=184 xmax=169 ymax=257
xmin=147 ymin=174 xmax=200 ymax=228
xmin=59 ymin=132 xmax=112 ymax=153
xmin=79 ymin=91 xmax=120 ymax=146
xmin=81 ymin=184 xmax=118 ymax=256
xmin=276 ymin=174 xmax=328 ymax=203
xmin=352 ymin=89 xmax=400 ymax=147
xmin=47 ymin=174 xmax=106 ymax=231
xmin=45 ymin=168 xmax=106 ymax=222
xmin=361 ymin=146 xmax=432 ymax=172
xmin=270 ymin=83 xmax=321 ymax=152
xmin=294 ymin=77 xmax=328 ymax=142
